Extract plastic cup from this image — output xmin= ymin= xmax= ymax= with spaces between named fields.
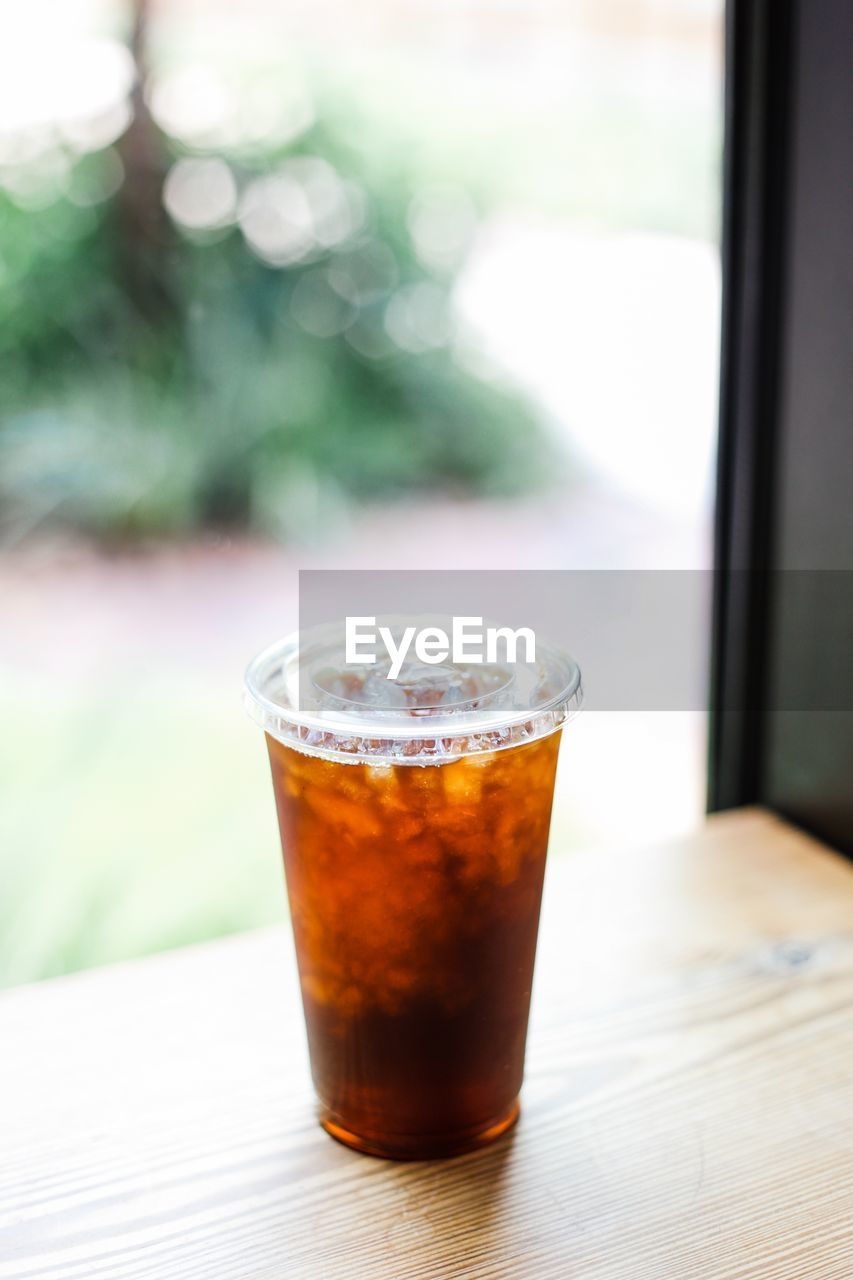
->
xmin=244 ymin=623 xmax=581 ymax=1159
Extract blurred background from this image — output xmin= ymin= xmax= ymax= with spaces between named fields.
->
xmin=0 ymin=0 xmax=723 ymax=987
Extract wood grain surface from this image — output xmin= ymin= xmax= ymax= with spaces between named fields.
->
xmin=2 ymin=808 xmax=853 ymax=1279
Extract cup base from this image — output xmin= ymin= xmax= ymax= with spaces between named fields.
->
xmin=320 ymin=1099 xmax=521 ymax=1161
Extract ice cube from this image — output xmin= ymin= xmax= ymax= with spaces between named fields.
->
xmin=358 ymin=669 xmax=409 ymax=707
xmin=395 ymin=664 xmax=467 ymax=708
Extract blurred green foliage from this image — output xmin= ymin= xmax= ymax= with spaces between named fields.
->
xmin=0 ymin=18 xmax=719 ymax=989
xmin=0 ymin=98 xmax=553 ymax=544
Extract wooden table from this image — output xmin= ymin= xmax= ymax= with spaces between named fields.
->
xmin=2 ymin=808 xmax=853 ymax=1279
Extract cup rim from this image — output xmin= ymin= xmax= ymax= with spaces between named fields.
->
xmin=244 ymin=624 xmax=583 ymax=764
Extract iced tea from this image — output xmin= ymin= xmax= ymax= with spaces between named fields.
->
xmin=266 ymin=730 xmax=561 ymax=1159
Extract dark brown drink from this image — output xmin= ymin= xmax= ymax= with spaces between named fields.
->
xmin=265 ymin=730 xmax=561 ymax=1159
xmin=246 ymin=623 xmax=581 ymax=1159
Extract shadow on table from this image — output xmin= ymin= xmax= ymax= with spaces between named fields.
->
xmin=376 ymin=1129 xmax=521 ymax=1261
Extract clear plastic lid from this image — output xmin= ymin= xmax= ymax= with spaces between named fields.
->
xmin=244 ymin=621 xmax=582 ymax=764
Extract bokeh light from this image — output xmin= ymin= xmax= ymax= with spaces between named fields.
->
xmin=163 ymin=156 xmax=238 ymax=232
xmin=149 ymin=68 xmax=315 ymax=152
xmin=291 ymin=269 xmax=355 ymax=338
xmin=408 ymin=185 xmax=478 ymax=272
xmin=385 ymin=283 xmax=452 ymax=353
